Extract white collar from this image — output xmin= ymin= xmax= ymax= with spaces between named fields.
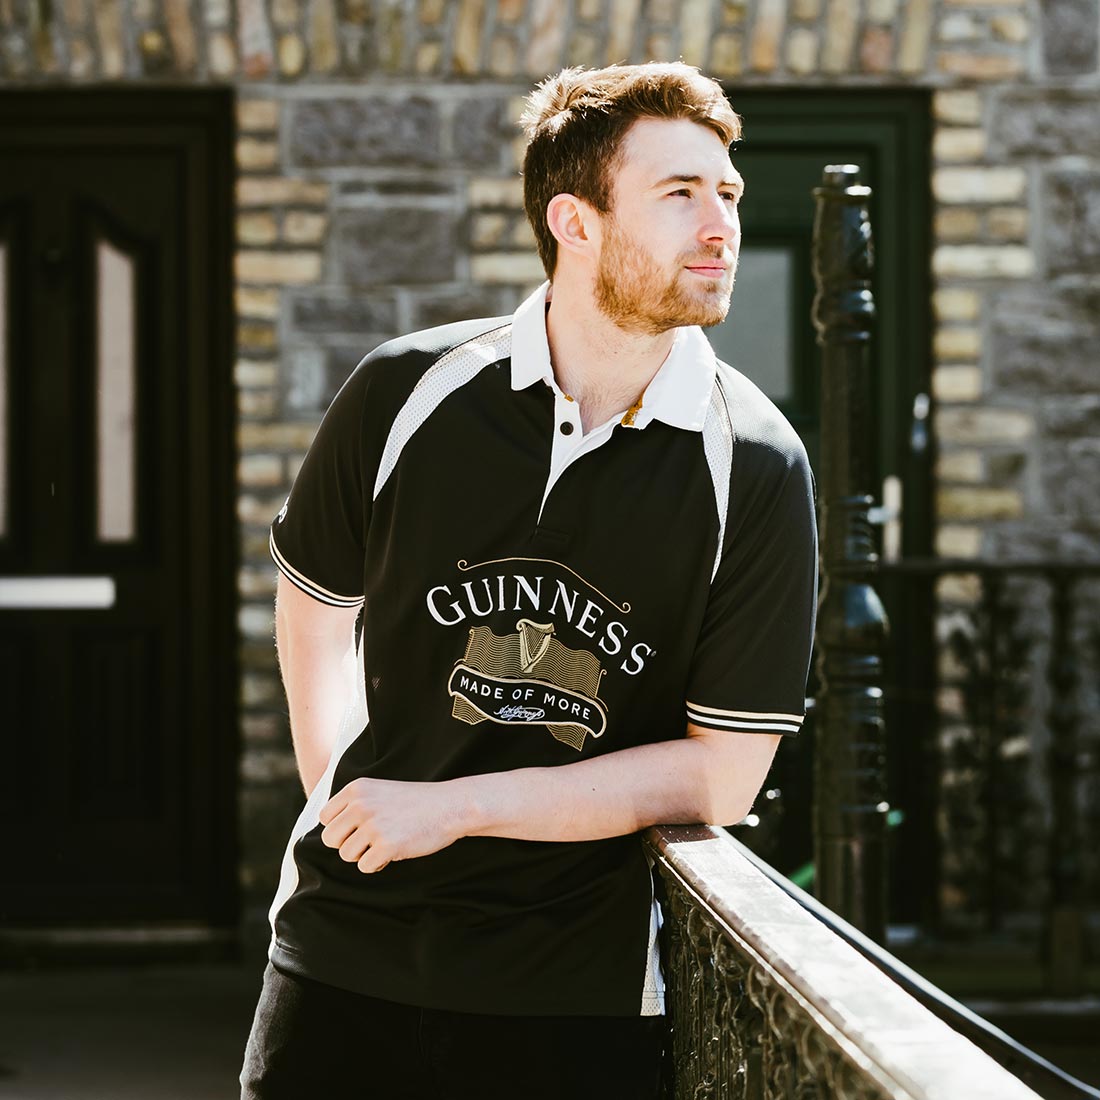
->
xmin=509 ymin=280 xmax=715 ymax=433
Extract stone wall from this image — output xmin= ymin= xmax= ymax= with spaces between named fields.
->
xmin=2 ymin=0 xmax=1098 ymax=922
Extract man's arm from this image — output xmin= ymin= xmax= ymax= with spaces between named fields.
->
xmin=466 ymin=723 xmax=780 ymax=838
xmin=275 ymin=573 xmax=362 ymax=796
xmin=318 ymin=724 xmax=781 ymax=873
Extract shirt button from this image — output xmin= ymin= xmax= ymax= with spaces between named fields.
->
xmin=560 ymin=421 xmax=574 ymax=436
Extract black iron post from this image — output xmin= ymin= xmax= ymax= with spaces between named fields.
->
xmin=1045 ymin=569 xmax=1083 ymax=995
xmin=981 ymin=574 xmax=1004 ymax=934
xmin=810 ymin=165 xmax=890 ymax=941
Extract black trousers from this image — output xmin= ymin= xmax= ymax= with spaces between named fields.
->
xmin=240 ymin=963 xmax=668 ymax=1100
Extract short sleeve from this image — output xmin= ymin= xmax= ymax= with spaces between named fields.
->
xmin=685 ymin=435 xmax=818 ymax=736
xmin=269 ymin=365 xmax=370 ymax=608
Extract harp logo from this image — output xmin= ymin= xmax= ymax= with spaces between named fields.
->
xmin=448 ymin=618 xmax=608 ymax=751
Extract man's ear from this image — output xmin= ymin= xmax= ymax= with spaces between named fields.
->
xmin=546 ymin=193 xmax=600 ymax=264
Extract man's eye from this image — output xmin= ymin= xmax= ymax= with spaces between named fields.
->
xmin=721 ymin=193 xmax=739 ymax=203
xmin=669 ymin=189 xmax=691 ymax=197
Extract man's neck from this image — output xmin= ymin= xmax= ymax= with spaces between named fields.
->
xmin=545 ymin=279 xmax=677 ymax=434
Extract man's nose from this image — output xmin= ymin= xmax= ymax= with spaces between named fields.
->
xmin=699 ymin=196 xmax=739 ymax=246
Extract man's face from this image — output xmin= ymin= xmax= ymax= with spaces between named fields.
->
xmin=593 ymin=117 xmax=743 ymax=335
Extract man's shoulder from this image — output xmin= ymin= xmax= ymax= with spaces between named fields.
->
xmin=362 ymin=315 xmax=514 ymax=379
xmin=712 ymin=356 xmax=808 ymax=476
xmin=328 ymin=314 xmax=514 ymax=428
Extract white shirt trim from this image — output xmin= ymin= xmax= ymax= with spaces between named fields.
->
xmin=510 ymin=280 xmax=717 ymax=432
xmin=511 ymin=281 xmax=720 ymax=523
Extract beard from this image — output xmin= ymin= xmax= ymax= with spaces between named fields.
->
xmin=594 ymin=216 xmax=736 ymax=335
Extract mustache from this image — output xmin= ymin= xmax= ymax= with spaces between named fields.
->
xmin=681 ymin=248 xmax=736 ymax=267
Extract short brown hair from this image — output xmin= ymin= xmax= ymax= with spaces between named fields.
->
xmin=520 ymin=63 xmax=742 ymax=279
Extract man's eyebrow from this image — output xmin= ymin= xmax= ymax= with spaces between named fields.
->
xmin=651 ymin=173 xmax=745 ymax=194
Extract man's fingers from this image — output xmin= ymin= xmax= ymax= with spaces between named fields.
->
xmin=319 ymin=809 xmax=358 ymax=850
xmin=318 ymin=795 xmax=342 ymax=827
xmin=318 ymin=777 xmax=363 ymax=826
xmin=358 ymin=848 xmax=391 ymax=874
xmin=339 ymin=832 xmax=372 ymax=864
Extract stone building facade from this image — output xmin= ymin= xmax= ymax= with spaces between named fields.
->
xmin=2 ymin=0 xmax=1097 ymax=930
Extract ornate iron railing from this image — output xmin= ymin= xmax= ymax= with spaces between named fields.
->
xmin=807 ymin=162 xmax=1099 ymax=996
xmin=733 ymin=556 xmax=1100 ymax=1000
xmin=645 ymin=824 xmax=1049 ymax=1100
xmin=876 ymin=558 xmax=1100 ymax=995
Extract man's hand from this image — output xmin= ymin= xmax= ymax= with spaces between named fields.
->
xmin=319 ymin=778 xmax=468 ymax=874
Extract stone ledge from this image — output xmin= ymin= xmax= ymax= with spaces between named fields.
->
xmin=936 ymin=449 xmax=984 ymax=481
xmin=1040 ymin=0 xmax=1099 ymax=76
xmin=933 ymin=166 xmax=1027 ymax=204
xmin=933 ymin=127 xmax=987 ymax=162
xmin=933 ymin=244 xmax=1034 ymax=278
xmin=645 ymin=825 xmax=1043 ymax=1100
xmin=936 ymin=525 xmax=984 ymax=558
xmin=237 ymin=178 xmax=330 ymax=208
xmin=933 ymin=89 xmax=984 ymax=125
xmin=933 ymin=364 xmax=983 ymax=401
xmin=470 ymin=251 xmax=546 ymax=283
xmin=235 ymin=250 xmax=322 ymax=284
xmin=937 ymin=51 xmax=1024 ymax=79
xmin=1044 ymin=170 xmax=1100 ymax=277
xmin=469 ymin=176 xmax=525 ymax=208
xmin=238 ymin=422 xmax=321 ymax=450
xmin=936 ymin=406 xmax=1034 ymax=444
xmin=237 ymin=98 xmax=279 ymax=132
xmin=938 ymin=485 xmax=1024 ymax=520
xmin=288 ymin=96 xmax=443 ymax=168
xmin=933 ymin=287 xmax=981 ymax=321
xmin=934 ymin=327 xmax=982 ymax=360
xmin=334 ymin=207 xmax=458 ymax=287
xmin=991 ymin=91 xmax=1100 ymax=158
xmin=236 ymin=138 xmax=278 ymax=171
xmin=237 ymin=288 xmax=281 ymax=320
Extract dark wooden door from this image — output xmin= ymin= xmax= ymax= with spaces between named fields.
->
xmin=0 ymin=92 xmax=236 ymax=929
xmin=713 ymin=91 xmax=935 ymax=924
xmin=713 ymin=90 xmax=933 ymax=538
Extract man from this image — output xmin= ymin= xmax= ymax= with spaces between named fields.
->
xmin=241 ymin=62 xmax=817 ymax=1100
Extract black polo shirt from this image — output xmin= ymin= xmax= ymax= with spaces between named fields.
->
xmin=266 ymin=281 xmax=818 ymax=1017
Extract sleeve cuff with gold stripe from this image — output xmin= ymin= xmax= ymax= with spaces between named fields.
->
xmin=685 ymin=701 xmax=804 ymax=735
xmin=269 ymin=529 xmax=364 ymax=608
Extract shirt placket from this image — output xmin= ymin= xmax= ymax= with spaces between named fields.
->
xmin=537 ymin=386 xmax=625 ymax=524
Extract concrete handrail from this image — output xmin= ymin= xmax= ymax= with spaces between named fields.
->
xmin=646 ymin=824 xmax=1045 ymax=1100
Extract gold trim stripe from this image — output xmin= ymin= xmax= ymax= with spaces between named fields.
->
xmin=269 ymin=530 xmax=364 ymax=607
xmin=686 ymin=700 xmax=804 ymax=722
xmin=687 ymin=713 xmax=802 ymax=733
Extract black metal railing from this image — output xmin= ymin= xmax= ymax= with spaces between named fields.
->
xmin=737 ymin=557 xmax=1100 ymax=999
xmin=807 ymin=162 xmax=1098 ymax=996
xmin=876 ymin=557 xmax=1100 ymax=996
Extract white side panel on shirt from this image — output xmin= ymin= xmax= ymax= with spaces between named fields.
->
xmin=701 ymin=377 xmax=734 ymax=582
xmin=373 ymin=326 xmax=513 ymax=502
xmin=267 ymin=636 xmax=370 ymax=944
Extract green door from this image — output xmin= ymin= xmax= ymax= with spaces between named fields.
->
xmin=712 ymin=91 xmax=934 ymax=924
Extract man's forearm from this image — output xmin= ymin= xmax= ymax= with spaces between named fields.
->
xmin=453 ymin=729 xmax=779 ymax=842
xmin=319 ymin=725 xmax=781 ymax=871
